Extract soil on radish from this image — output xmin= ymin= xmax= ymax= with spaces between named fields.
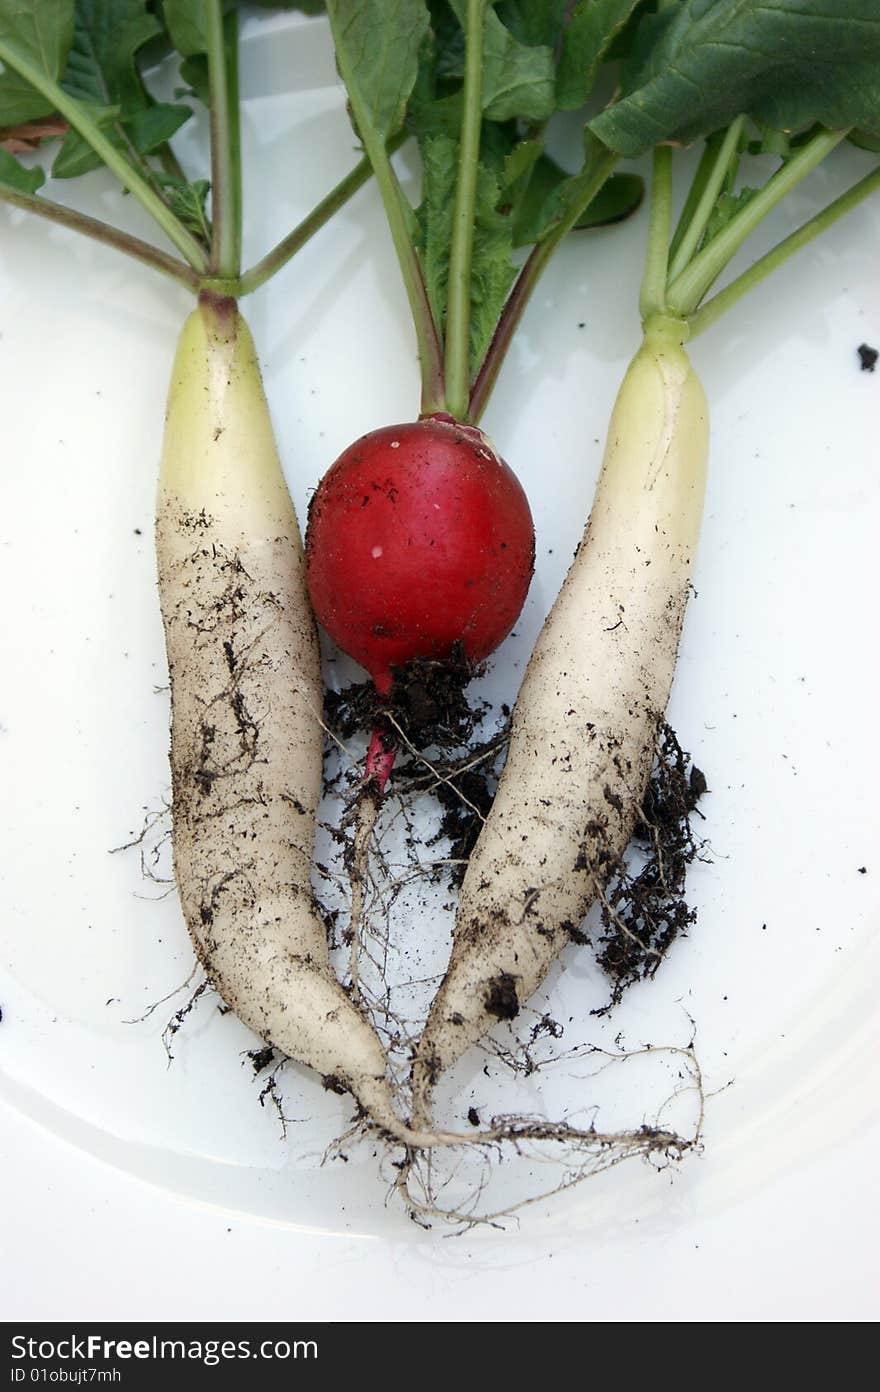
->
xmin=247 ymin=1045 xmax=276 ymax=1074
xmin=323 ymin=652 xmax=709 ymax=998
xmin=857 ymin=342 xmax=878 ymax=372
xmin=589 ymin=724 xmax=709 ymax=1008
xmin=324 ymin=642 xmax=488 ymax=751
xmin=324 ymin=653 xmax=507 ymax=888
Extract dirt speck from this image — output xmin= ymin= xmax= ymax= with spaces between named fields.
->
xmin=484 ymin=973 xmax=520 ymax=1020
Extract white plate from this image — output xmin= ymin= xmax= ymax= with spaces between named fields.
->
xmin=1 ymin=12 xmax=878 ymax=1319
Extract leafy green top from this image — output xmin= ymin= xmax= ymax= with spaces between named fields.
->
xmin=0 ymin=0 xmax=877 ymax=411
xmin=592 ymin=0 xmax=880 ymax=156
xmin=0 ymin=1 xmax=339 ymax=286
xmin=325 ymin=0 xmax=880 ymax=420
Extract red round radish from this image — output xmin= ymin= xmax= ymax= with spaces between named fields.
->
xmin=305 ymin=416 xmax=534 ymax=694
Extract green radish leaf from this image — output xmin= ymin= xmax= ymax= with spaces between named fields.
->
xmin=48 ymin=133 xmax=95 ymax=176
xmin=178 ymin=53 xmax=208 ymax=104
xmin=556 ymin=0 xmax=643 ymax=111
xmin=574 ymin=170 xmax=643 ymax=227
xmin=591 ymin=0 xmax=880 ymax=155
xmin=50 ymin=1 xmax=191 ymax=178
xmin=155 ymin=170 xmax=211 ymax=240
xmin=409 ymin=2 xmax=561 ymax=132
xmin=0 ymin=0 xmax=75 ymax=123
xmin=327 ymin=0 xmax=430 ymax=140
xmin=163 ymin=0 xmax=212 ymax=58
xmin=0 ymin=143 xmax=45 ymax=191
xmin=447 ymin=0 xmax=555 ymax=121
xmin=124 ymin=100 xmax=190 ymax=150
xmin=51 ymin=99 xmax=190 ymax=175
xmin=469 ymin=163 xmax=518 ymax=371
xmin=505 ymin=128 xmax=619 ymax=247
xmin=166 ymin=1 xmax=299 ymax=66
xmin=163 ymin=0 xmax=205 ymax=57
xmin=408 ymin=87 xmax=464 ymax=138
xmin=63 ymin=0 xmax=159 ymax=112
xmin=495 ymin=1 xmax=568 ymax=49
xmin=417 ymin=131 xmax=457 ymax=340
xmin=513 ymin=157 xmax=642 ymax=245
xmin=416 ymin=131 xmax=517 ymax=375
xmin=502 ymin=136 xmax=542 ymax=190
xmin=248 ymin=1 xmax=325 ymax=11
xmin=850 ymin=128 xmax=880 ymax=152
xmin=0 ymin=69 xmax=56 ymax=124
xmin=50 ymin=100 xmax=117 ymax=176
xmin=423 ymin=0 xmax=460 ymax=73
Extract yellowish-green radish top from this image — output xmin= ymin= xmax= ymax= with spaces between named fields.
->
xmin=160 ymin=295 xmax=296 ymax=538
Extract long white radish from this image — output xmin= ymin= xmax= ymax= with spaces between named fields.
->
xmin=412 ymin=321 xmax=709 ymax=1119
xmin=155 ymin=295 xmax=403 ymax=1129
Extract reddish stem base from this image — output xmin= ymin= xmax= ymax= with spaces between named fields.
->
xmin=365 ymin=727 xmax=397 ymax=794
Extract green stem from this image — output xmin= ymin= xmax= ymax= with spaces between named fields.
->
xmin=444 ymin=0 xmax=484 ymax=421
xmin=667 ymin=127 xmax=849 ymax=317
xmin=328 ymin=136 xmax=442 ymax=411
xmin=0 ymin=42 xmax=207 ymax=271
xmin=0 ymin=184 xmax=200 ymax=290
xmin=668 ymin=133 xmax=722 ymax=265
xmin=667 ymin=116 xmax=745 ymax=281
xmin=468 ymin=139 xmax=618 ymax=424
xmin=639 ymin=144 xmax=673 ymax=321
xmin=206 ymin=0 xmax=238 ymax=277
xmin=225 ymin=9 xmax=243 ymax=275
xmin=687 ymin=161 xmax=880 ymax=338
xmin=379 ymin=160 xmax=445 ymax=415
xmin=238 ymin=138 xmax=403 ymax=298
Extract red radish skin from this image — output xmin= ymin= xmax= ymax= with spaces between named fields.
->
xmin=305 ymin=417 xmax=535 ymax=696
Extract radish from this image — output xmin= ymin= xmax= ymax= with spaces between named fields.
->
xmin=320 ymin=3 xmax=880 ymax=1148
xmin=305 ymin=412 xmax=533 ymax=1003
xmin=306 ymin=417 xmax=534 ymax=700
xmin=4 ymin=2 xmax=878 ymax=1208
xmin=0 ymin=3 xmax=417 ymax=1131
xmin=413 ymin=318 xmax=708 ymax=1116
xmin=156 ymin=293 xmax=406 ymax=1127
xmin=412 ymin=117 xmax=880 ymax=1122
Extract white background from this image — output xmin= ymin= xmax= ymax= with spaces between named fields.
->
xmin=1 ymin=12 xmax=878 ymax=1320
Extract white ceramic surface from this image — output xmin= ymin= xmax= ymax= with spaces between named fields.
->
xmin=1 ymin=12 xmax=878 ymax=1320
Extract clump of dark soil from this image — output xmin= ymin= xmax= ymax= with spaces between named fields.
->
xmin=430 ymin=752 xmax=502 ymax=881
xmin=390 ymin=728 xmax=508 ymax=885
xmin=593 ymin=724 xmax=708 ymax=1009
xmin=857 ymin=342 xmax=878 ymax=372
xmin=324 ymin=648 xmax=506 ymax=884
xmin=484 ymin=972 xmax=520 ymax=1020
xmin=324 ymin=642 xmax=489 ymax=752
xmin=325 ymin=659 xmax=708 ymax=1002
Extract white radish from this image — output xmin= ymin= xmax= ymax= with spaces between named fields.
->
xmin=412 ymin=320 xmax=709 ymax=1121
xmin=155 ymin=294 xmax=404 ymax=1129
